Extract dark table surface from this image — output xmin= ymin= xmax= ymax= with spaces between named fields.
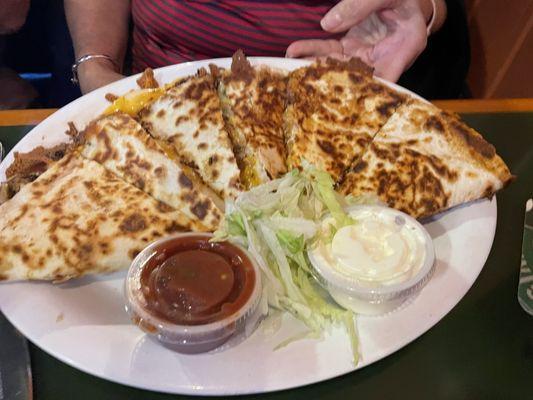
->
xmin=1 ymin=112 xmax=532 ymax=400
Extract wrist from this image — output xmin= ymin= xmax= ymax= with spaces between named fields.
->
xmin=76 ymin=59 xmax=123 ymax=94
xmin=77 ymin=56 xmax=118 ymax=76
xmin=72 ymin=53 xmax=121 ymax=86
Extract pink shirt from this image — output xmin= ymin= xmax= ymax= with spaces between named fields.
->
xmin=131 ymin=0 xmax=338 ymax=72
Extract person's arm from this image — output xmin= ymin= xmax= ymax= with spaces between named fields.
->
xmin=64 ymin=0 xmax=130 ymax=94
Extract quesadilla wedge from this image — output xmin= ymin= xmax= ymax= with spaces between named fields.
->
xmin=0 ymin=153 xmax=206 ymax=282
xmin=217 ymin=51 xmax=287 ymax=188
xmin=78 ymin=112 xmax=224 ymax=231
xmin=139 ymin=68 xmax=241 ymax=199
xmin=285 ymin=58 xmax=405 ymax=182
xmin=338 ymin=99 xmax=514 ymax=219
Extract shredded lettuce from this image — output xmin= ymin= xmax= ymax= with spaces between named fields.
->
xmin=345 ymin=193 xmax=386 ymax=207
xmin=214 ymin=163 xmax=360 ymax=364
xmin=226 ymin=213 xmax=246 ymax=237
xmin=276 ymin=230 xmax=305 ymax=254
xmin=301 ymin=161 xmax=355 ymax=228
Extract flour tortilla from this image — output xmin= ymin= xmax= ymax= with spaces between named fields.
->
xmin=0 ymin=154 xmax=206 ymax=281
xmin=339 ymin=99 xmax=514 ymax=219
xmin=218 ymin=51 xmax=287 ymax=188
xmin=79 ymin=112 xmax=223 ymax=231
xmin=139 ymin=69 xmax=241 ymax=199
xmin=284 ymin=58 xmax=405 ymax=182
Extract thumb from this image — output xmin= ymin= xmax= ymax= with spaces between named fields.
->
xmin=321 ymin=0 xmax=390 ymax=33
xmin=286 ymin=40 xmax=343 ymax=58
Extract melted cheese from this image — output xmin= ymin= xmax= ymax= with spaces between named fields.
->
xmin=241 ymin=155 xmax=261 ymax=189
xmin=104 ymin=88 xmax=166 ymax=116
xmin=154 ymin=139 xmax=180 ymax=163
xmin=104 ymin=80 xmax=182 ymax=116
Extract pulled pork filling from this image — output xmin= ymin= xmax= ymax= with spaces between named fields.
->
xmin=0 ymin=144 xmax=68 ymax=204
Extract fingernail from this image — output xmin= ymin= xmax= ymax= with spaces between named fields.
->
xmin=321 ymin=13 xmax=341 ymax=31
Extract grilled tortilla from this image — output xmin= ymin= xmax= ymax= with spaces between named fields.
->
xmin=0 ymin=153 xmax=206 ymax=282
xmin=78 ymin=112 xmax=224 ymax=231
xmin=139 ymin=68 xmax=241 ymax=200
xmin=218 ymin=51 xmax=287 ymax=188
xmin=339 ymin=99 xmax=514 ymax=219
xmin=285 ymin=58 xmax=405 ymax=182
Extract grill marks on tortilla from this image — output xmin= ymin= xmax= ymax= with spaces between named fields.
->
xmin=284 ymin=58 xmax=405 ymax=182
xmin=1 ymin=57 xmax=515 ymax=282
xmin=78 ymin=112 xmax=223 ymax=231
xmin=139 ymin=69 xmax=241 ymax=200
xmin=119 ymin=213 xmax=147 ymax=232
xmin=347 ymin=141 xmax=451 ymax=217
xmin=0 ymin=155 xmax=205 ymax=281
xmin=340 ymin=99 xmax=514 ymax=219
xmin=218 ymin=52 xmax=288 ymax=187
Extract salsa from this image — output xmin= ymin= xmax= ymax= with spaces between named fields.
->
xmin=139 ymin=235 xmax=256 ymax=325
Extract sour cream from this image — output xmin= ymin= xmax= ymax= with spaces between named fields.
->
xmin=308 ymin=206 xmax=435 ymax=315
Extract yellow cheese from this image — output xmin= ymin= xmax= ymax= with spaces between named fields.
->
xmin=104 ymin=88 xmax=166 ymax=116
xmin=241 ymin=155 xmax=261 ymax=189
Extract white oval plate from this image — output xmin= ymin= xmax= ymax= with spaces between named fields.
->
xmin=0 ymin=58 xmax=497 ymax=395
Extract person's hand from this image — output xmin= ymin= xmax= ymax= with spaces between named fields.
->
xmin=286 ymin=0 xmax=438 ymax=82
xmin=77 ymin=59 xmax=124 ymax=94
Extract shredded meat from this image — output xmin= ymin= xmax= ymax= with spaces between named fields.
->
xmin=136 ymin=68 xmax=159 ymax=89
xmin=229 ymin=49 xmax=254 ymax=83
xmin=65 ymin=121 xmax=78 ymax=138
xmin=208 ymin=63 xmax=222 ymax=80
xmin=0 ymin=182 xmax=10 ymax=205
xmin=1 ymin=144 xmax=69 ymax=203
xmin=105 ymin=93 xmax=119 ymax=102
xmin=6 ymin=144 xmax=67 ymax=179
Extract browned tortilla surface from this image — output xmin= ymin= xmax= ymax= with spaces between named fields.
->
xmin=339 ymin=99 xmax=514 ymax=218
xmin=285 ymin=58 xmax=405 ymax=182
xmin=0 ymin=153 xmax=207 ymax=281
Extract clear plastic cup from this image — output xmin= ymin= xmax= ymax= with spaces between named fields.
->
xmin=308 ymin=205 xmax=436 ymax=315
xmin=125 ymin=233 xmax=264 ymax=353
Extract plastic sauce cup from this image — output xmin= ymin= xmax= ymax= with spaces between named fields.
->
xmin=125 ymin=233 xmax=264 ymax=353
xmin=308 ymin=205 xmax=435 ymax=315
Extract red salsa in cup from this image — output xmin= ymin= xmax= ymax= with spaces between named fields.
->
xmin=140 ymin=236 xmax=256 ymax=325
xmin=125 ymin=233 xmax=263 ymax=353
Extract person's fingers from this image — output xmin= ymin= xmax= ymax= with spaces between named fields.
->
xmin=325 ymin=53 xmax=350 ymax=61
xmin=286 ymin=39 xmax=343 ymax=58
xmin=300 ymin=53 xmax=349 ymax=62
xmin=321 ymin=0 xmax=390 ymax=33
